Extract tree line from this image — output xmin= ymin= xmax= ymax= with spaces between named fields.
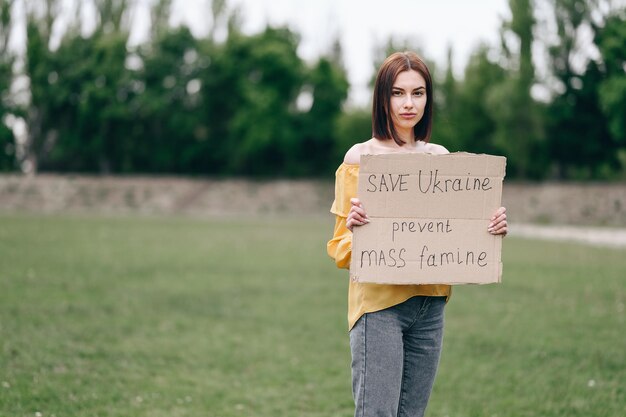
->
xmin=0 ymin=0 xmax=624 ymax=180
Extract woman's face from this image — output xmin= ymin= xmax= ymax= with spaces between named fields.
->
xmin=389 ymin=69 xmax=427 ymax=137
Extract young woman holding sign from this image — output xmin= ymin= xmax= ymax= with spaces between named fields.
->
xmin=327 ymin=51 xmax=508 ymax=417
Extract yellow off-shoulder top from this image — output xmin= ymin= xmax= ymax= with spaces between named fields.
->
xmin=327 ymin=163 xmax=451 ymax=330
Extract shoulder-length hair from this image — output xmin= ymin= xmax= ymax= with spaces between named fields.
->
xmin=372 ymin=51 xmax=433 ymax=145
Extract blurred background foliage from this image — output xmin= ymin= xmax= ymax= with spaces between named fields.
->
xmin=0 ymin=0 xmax=624 ymax=179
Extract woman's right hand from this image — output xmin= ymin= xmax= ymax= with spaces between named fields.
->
xmin=346 ymin=198 xmax=370 ymax=232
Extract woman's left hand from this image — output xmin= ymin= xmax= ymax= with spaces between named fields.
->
xmin=488 ymin=206 xmax=508 ymax=236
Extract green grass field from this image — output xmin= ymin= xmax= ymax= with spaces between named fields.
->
xmin=1 ymin=214 xmax=624 ymax=417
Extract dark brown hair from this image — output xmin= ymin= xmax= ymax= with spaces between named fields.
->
xmin=372 ymin=51 xmax=433 ymax=145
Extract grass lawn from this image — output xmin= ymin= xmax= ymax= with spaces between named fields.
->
xmin=0 ymin=214 xmax=624 ymax=417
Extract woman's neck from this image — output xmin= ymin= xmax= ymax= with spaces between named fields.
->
xmin=371 ymin=137 xmax=425 ymax=153
xmin=395 ymin=128 xmax=415 ymax=145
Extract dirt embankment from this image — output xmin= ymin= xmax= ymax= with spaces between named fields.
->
xmin=0 ymin=174 xmax=334 ymax=218
xmin=1 ymin=174 xmax=625 ymax=227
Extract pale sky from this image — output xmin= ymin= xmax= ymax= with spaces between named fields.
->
xmin=166 ymin=0 xmax=512 ymax=105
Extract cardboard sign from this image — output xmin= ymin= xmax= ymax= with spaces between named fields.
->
xmin=350 ymin=152 xmax=506 ymax=285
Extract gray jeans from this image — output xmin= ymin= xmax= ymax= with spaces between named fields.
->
xmin=349 ymin=296 xmax=446 ymax=417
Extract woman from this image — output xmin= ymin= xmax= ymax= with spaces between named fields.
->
xmin=327 ymin=51 xmax=508 ymax=417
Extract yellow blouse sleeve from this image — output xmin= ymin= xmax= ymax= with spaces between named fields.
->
xmin=327 ymin=163 xmax=359 ymax=269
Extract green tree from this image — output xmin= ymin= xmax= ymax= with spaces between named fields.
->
xmin=432 ymin=46 xmax=463 ymax=151
xmin=334 ymin=108 xmax=371 ymax=164
xmin=543 ymin=0 xmax=623 ymax=178
xmin=39 ymin=0 xmax=134 ymax=173
xmin=22 ymin=0 xmax=61 ymax=173
xmin=194 ymin=0 xmax=246 ymax=175
xmin=296 ymin=56 xmax=349 ymax=175
xmin=132 ymin=26 xmax=204 ymax=173
xmin=20 ymin=0 xmax=134 ymax=173
xmin=545 ymin=62 xmax=616 ymax=179
xmin=149 ymin=0 xmax=171 ymax=40
xmin=488 ymin=0 xmax=546 ymax=178
xmin=455 ymin=45 xmax=507 ymax=156
xmin=39 ymin=33 xmax=98 ymax=171
xmin=202 ymin=27 xmax=305 ymax=176
xmin=596 ymin=11 xmax=626 ymax=156
xmin=0 ymin=0 xmax=15 ymax=171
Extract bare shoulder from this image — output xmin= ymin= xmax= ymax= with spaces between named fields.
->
xmin=422 ymin=142 xmax=449 ymax=155
xmin=343 ymin=139 xmax=375 ymax=164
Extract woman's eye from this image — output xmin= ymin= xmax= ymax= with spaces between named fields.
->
xmin=414 ymin=91 xmax=424 ymax=97
xmin=392 ymin=90 xmax=403 ymax=96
